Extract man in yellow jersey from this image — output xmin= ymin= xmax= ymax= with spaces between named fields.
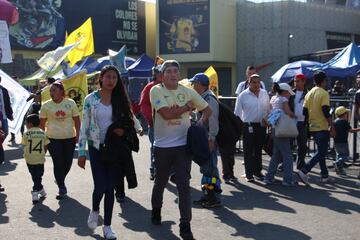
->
xmin=150 ymin=60 xmax=212 ymax=240
xmin=297 ymin=71 xmax=335 ymax=185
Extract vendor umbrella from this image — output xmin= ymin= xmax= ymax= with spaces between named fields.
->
xmin=271 ymin=60 xmax=321 ymax=83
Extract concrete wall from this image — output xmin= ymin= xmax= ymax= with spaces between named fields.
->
xmin=236 ymin=1 xmax=360 ymax=90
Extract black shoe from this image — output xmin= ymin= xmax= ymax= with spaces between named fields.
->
xmin=116 ymin=192 xmax=125 ymax=203
xmin=149 ymin=174 xmax=155 ymax=181
xmin=151 ymin=208 xmax=161 ymax=225
xmin=254 ymin=173 xmax=265 ymax=181
xmin=179 ymin=222 xmax=195 ymax=240
xmin=193 ymin=197 xmax=207 ymax=206
xmin=223 ymin=176 xmax=231 ymax=184
xmin=0 ymin=184 xmax=4 ymax=192
xmin=56 ymin=187 xmax=67 ymax=200
xmin=170 ymin=175 xmax=176 ymax=184
xmin=202 ymin=199 xmax=221 ymax=208
xmin=278 ymin=164 xmax=284 ymax=172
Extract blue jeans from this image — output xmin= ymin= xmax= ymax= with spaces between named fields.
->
xmin=0 ymin=119 xmax=9 ymax=165
xmin=27 ymin=164 xmax=44 ymax=191
xmin=200 ymin=145 xmax=220 ymax=179
xmin=302 ymin=131 xmax=329 ymax=178
xmin=148 ymin=126 xmax=155 ymax=175
xmin=266 ymin=135 xmax=293 ymax=184
xmin=334 ymin=142 xmax=349 ymax=169
xmin=89 ymin=146 xmax=118 ymax=226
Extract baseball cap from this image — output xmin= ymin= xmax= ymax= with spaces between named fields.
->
xmin=335 ymin=106 xmax=350 ymax=117
xmin=188 ymin=73 xmax=209 ymax=86
xmin=160 ymin=60 xmax=180 ymax=73
xmin=279 ymin=83 xmax=295 ymax=95
xmin=295 ymin=73 xmax=306 ymax=81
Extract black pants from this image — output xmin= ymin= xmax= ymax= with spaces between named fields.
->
xmin=48 ymin=138 xmax=76 ymax=190
xmin=219 ymin=142 xmax=236 ymax=178
xmin=115 ymin=174 xmax=125 ymax=198
xmin=295 ymin=121 xmax=308 ymax=170
xmin=242 ymin=123 xmax=266 ymax=178
xmin=27 ymin=164 xmax=44 ymax=191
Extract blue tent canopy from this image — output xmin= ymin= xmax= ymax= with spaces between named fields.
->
xmin=271 ymin=60 xmax=321 ymax=83
xmin=127 ymin=54 xmax=154 ymax=78
xmin=313 ymin=43 xmax=360 ymax=78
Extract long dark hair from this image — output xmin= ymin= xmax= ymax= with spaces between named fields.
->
xmin=99 ymin=65 xmax=133 ymax=121
xmin=272 ymin=82 xmax=284 ymax=95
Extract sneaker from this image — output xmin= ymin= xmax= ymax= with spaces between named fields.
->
xmin=246 ymin=177 xmax=255 ymax=183
xmin=87 ymin=210 xmax=99 ymax=230
xmin=56 ymin=187 xmax=67 ymax=200
xmin=296 ymin=170 xmax=310 ymax=186
xmin=278 ymin=164 xmax=284 ymax=172
xmin=151 ymin=208 xmax=161 ymax=225
xmin=103 ymin=225 xmax=117 ymax=240
xmin=335 ymin=168 xmax=347 ymax=176
xmin=179 ymin=223 xmax=195 ymax=240
xmin=264 ymin=179 xmax=275 ymax=185
xmin=0 ymin=184 xmax=4 ymax=192
xmin=170 ymin=175 xmax=176 ymax=184
xmin=38 ymin=189 xmax=47 ymax=199
xmin=223 ymin=177 xmax=231 ymax=184
xmin=193 ymin=197 xmax=207 ymax=206
xmin=282 ymin=181 xmax=298 ymax=187
xmin=115 ymin=192 xmax=125 ymax=203
xmin=149 ymin=174 xmax=155 ymax=181
xmin=254 ymin=173 xmax=265 ymax=181
xmin=229 ymin=176 xmax=238 ymax=182
xmin=32 ymin=191 xmax=39 ymax=203
xmin=202 ymin=199 xmax=221 ymax=208
xmin=320 ymin=176 xmax=334 ymax=183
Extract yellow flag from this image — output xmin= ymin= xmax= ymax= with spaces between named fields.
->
xmin=65 ymin=18 xmax=94 ymax=67
xmin=205 ymin=66 xmax=219 ymax=96
xmin=41 ymin=71 xmax=88 ymax=120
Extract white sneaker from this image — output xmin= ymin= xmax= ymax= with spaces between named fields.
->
xmin=32 ymin=191 xmax=39 ymax=203
xmin=87 ymin=210 xmax=99 ymax=230
xmin=38 ymin=189 xmax=47 ymax=198
xmin=296 ymin=170 xmax=310 ymax=186
xmin=103 ymin=225 xmax=117 ymax=239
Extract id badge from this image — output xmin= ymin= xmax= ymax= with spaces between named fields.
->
xmin=248 ymin=126 xmax=253 ymax=133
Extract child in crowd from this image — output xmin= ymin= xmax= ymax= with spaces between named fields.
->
xmin=21 ymin=114 xmax=50 ymax=203
xmin=333 ymin=106 xmax=360 ymax=175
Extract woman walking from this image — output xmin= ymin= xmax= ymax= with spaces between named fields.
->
xmin=77 ymin=65 xmax=135 ymax=239
xmin=265 ymin=83 xmax=297 ymax=186
xmin=39 ymin=81 xmax=80 ymax=199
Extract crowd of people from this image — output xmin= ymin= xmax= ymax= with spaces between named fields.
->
xmin=0 ymin=61 xmax=359 ymax=240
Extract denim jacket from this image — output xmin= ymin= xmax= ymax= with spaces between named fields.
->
xmin=78 ymin=91 xmax=102 ymax=157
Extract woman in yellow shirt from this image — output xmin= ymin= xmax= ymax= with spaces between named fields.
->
xmin=39 ymin=81 xmax=80 ymax=200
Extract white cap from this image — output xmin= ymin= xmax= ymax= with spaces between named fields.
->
xmin=279 ymin=83 xmax=295 ymax=95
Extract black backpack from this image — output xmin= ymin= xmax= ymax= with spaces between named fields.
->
xmin=205 ymin=94 xmax=242 ymax=147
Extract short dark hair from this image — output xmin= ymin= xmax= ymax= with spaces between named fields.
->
xmin=26 ymin=114 xmax=40 ymax=127
xmin=47 ymin=77 xmax=56 ymax=84
xmin=313 ymin=71 xmax=327 ymax=86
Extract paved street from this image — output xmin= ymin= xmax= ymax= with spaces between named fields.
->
xmin=0 ymin=133 xmax=359 ymax=240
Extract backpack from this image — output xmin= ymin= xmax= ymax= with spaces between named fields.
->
xmin=205 ymin=94 xmax=242 ymax=147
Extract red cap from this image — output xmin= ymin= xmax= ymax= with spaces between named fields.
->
xmin=295 ymin=73 xmax=306 ymax=80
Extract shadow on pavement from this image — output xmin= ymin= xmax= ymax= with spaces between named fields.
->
xmin=118 ymin=197 xmax=179 ymax=240
xmin=56 ymin=196 xmax=94 ymax=236
xmin=210 ymin=206 xmax=311 ymax=240
xmin=0 ymin=193 xmax=9 ymax=224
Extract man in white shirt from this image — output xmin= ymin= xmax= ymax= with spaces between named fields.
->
xmin=235 ymin=65 xmax=266 ymax=96
xmin=289 ymin=74 xmax=308 ymax=170
xmin=234 ymin=74 xmax=270 ymax=182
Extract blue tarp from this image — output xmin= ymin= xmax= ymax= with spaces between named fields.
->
xmin=271 ymin=60 xmax=322 ymax=83
xmin=127 ymin=54 xmax=154 ymax=78
xmin=313 ymin=43 xmax=360 ymax=78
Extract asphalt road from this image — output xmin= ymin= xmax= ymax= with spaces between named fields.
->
xmin=0 ymin=133 xmax=359 ymax=240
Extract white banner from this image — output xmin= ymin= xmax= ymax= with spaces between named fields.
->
xmin=0 ymin=20 xmax=12 ymax=63
xmin=0 ymin=69 xmax=32 ymax=134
